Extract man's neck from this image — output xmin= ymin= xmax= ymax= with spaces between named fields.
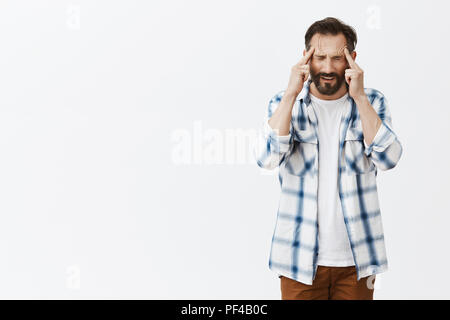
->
xmin=309 ymin=81 xmax=348 ymax=100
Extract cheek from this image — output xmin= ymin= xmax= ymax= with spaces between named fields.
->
xmin=340 ymin=61 xmax=350 ymax=70
xmin=335 ymin=63 xmax=348 ymax=74
xmin=310 ymin=61 xmax=322 ymax=73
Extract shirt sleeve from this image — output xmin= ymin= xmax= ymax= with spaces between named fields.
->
xmin=264 ymin=119 xmax=291 ymax=153
xmin=364 ymin=119 xmax=396 ymax=156
xmin=254 ymin=91 xmax=293 ymax=170
xmin=363 ymin=92 xmax=403 ymax=170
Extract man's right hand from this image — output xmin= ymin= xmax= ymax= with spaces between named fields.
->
xmin=286 ymin=46 xmax=315 ymax=96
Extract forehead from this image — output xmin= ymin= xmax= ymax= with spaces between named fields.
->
xmin=310 ymin=33 xmax=347 ymax=55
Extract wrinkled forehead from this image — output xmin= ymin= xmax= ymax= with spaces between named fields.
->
xmin=310 ymin=33 xmax=347 ymax=56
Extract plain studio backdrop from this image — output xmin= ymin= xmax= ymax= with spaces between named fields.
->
xmin=0 ymin=0 xmax=448 ymax=299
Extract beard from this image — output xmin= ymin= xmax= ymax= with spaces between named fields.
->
xmin=310 ymin=67 xmax=347 ymax=96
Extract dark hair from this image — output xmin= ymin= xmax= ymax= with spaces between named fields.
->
xmin=305 ymin=17 xmax=357 ymax=52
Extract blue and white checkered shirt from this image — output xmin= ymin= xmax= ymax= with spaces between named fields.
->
xmin=254 ymin=78 xmax=403 ymax=285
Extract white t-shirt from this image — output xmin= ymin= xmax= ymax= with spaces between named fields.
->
xmin=309 ymin=92 xmax=355 ymax=266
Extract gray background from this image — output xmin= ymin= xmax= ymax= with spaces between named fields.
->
xmin=0 ymin=0 xmax=448 ymax=299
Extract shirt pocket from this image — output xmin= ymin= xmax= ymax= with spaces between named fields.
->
xmin=284 ymin=128 xmax=318 ymax=177
xmin=343 ymin=125 xmax=375 ymax=174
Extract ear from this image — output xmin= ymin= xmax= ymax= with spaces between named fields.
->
xmin=352 ymin=51 xmax=357 ymax=61
xmin=303 ymin=49 xmax=306 ymax=57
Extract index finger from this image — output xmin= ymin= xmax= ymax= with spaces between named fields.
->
xmin=344 ymin=47 xmax=358 ymax=69
xmin=300 ymin=46 xmax=315 ymax=65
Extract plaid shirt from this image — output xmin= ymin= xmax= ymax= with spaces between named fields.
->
xmin=254 ymin=78 xmax=403 ymax=285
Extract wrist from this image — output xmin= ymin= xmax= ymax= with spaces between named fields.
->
xmin=284 ymin=89 xmax=300 ymax=100
xmin=353 ymin=93 xmax=368 ymax=105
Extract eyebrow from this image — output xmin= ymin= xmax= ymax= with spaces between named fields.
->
xmin=314 ymin=53 xmax=344 ymax=58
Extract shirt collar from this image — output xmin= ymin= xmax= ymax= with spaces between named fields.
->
xmin=298 ymin=77 xmax=351 ymax=106
xmin=298 ymin=77 xmax=358 ymax=128
xmin=297 ymin=77 xmax=313 ymax=106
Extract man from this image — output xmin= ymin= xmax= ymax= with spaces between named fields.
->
xmin=254 ymin=17 xmax=402 ymax=300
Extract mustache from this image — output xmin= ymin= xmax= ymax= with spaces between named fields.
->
xmin=318 ymin=73 xmax=339 ymax=78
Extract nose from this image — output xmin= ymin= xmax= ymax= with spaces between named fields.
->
xmin=323 ymin=58 xmax=333 ymax=74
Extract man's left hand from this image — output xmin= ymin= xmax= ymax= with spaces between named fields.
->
xmin=344 ymin=47 xmax=366 ymax=102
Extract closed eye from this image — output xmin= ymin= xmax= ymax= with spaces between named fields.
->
xmin=314 ymin=55 xmax=342 ymax=60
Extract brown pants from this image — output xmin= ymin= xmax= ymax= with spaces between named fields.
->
xmin=279 ymin=265 xmax=375 ymax=300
